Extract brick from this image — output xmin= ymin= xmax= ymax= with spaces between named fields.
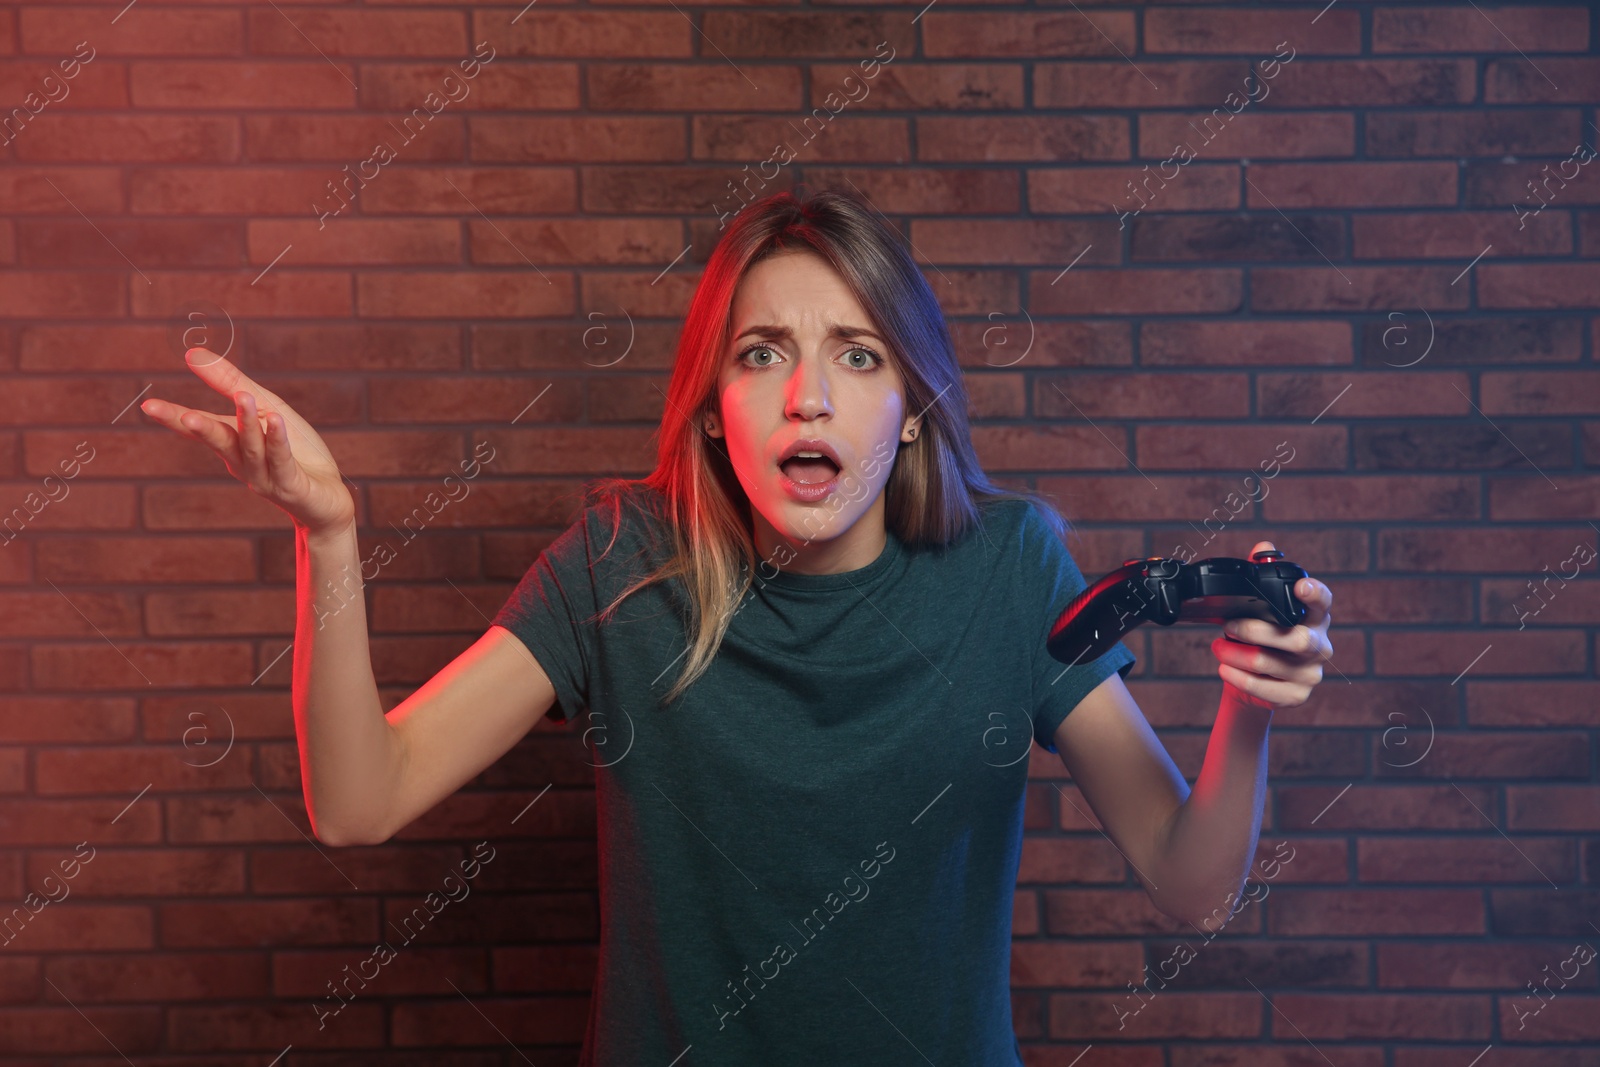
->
xmin=1324 ymin=577 xmax=1474 ymax=625
xmin=167 ymin=1001 xmax=384 ymax=1049
xmin=1367 ymin=109 xmax=1582 ymax=157
xmin=356 ymin=271 xmax=571 ymax=319
xmin=367 ymin=377 xmax=582 ymax=427
xmin=1032 ymin=473 xmax=1294 ymax=523
xmin=1018 ymin=837 xmax=1126 ymax=883
xmin=0 ymin=697 xmax=132 ymax=743
xmin=1270 ymin=993 xmax=1491 ymax=1039
xmin=245 ymin=9 xmax=467 ymax=56
xmin=469 ymin=118 xmax=686 ymax=163
xmin=1037 ymin=372 xmax=1249 ymax=419
xmin=1140 ymin=111 xmax=1353 ymax=160
xmin=15 ymin=219 xmax=244 ymax=268
xmin=1132 ymin=214 xmax=1344 ymax=262
xmin=730 ymin=14 xmax=922 ymax=59
xmin=1248 ymin=162 xmax=1457 ymax=208
xmin=130 ymin=271 xmax=352 ymax=319
xmin=130 ymin=167 xmax=332 ymax=215
xmin=34 ymin=640 xmax=255 ymax=690
xmin=472 ymin=321 xmax=679 ymax=372
xmin=809 ymin=63 xmax=1022 ymax=111
xmin=160 ymin=899 xmax=376 ymax=948
xmin=1506 ymin=787 xmax=1600 ymax=831
xmin=1484 ymin=575 xmax=1600 ymax=630
xmin=20 ymin=8 xmax=242 ymax=55
xmin=0 ymin=271 xmax=123 ymax=318
xmin=922 ymin=12 xmax=1133 ymax=58
xmin=1486 ymin=58 xmax=1600 ymax=104
xmin=589 ymin=64 xmax=804 ymax=111
xmin=1010 ymin=939 xmax=1138 ymax=987
xmin=1490 ymin=476 xmax=1600 ymax=522
xmin=363 ymin=62 xmax=579 ymax=112
xmin=1035 ymin=60 xmax=1252 ymax=109
xmin=242 ymin=115 xmax=464 ymax=162
xmin=1141 ymin=321 xmax=1352 ymax=366
xmin=1491 ymin=889 xmax=1600 ymax=935
xmin=915 ymin=219 xmax=1118 ymax=265
xmin=1480 ymin=264 xmax=1600 ymax=309
xmin=468 ymin=218 xmax=684 ymax=267
xmin=1136 ymin=424 xmax=1343 ymax=470
xmin=131 ymin=62 xmax=356 ymax=109
xmin=1376 ymin=629 xmax=1585 ymax=677
xmin=1464 ymin=160 xmax=1600 ymax=208
xmin=1371 ymin=732 xmax=1590 ymax=781
xmin=1048 ymin=992 xmax=1261 ymax=1040
xmin=1265 ymin=476 xmax=1479 ymax=521
xmin=1145 ymin=10 xmax=1358 ymax=55
xmin=1363 ymin=838 xmax=1574 ymax=889
xmin=1380 ymin=526 xmax=1596 ymax=574
xmin=1465 ymin=684 xmax=1600 ymax=726
xmin=46 ymin=952 xmax=265 ymax=1001
xmin=1353 ymin=210 xmax=1570 ymax=259
xmin=1583 ymin=209 xmax=1600 ymax=255
xmin=33 ymin=849 xmax=244 ymax=897
xmin=1252 ymin=267 xmax=1471 ymax=312
xmin=0 ymin=167 xmax=120 ymax=213
xmin=35 ymin=746 xmax=256 ymax=794
xmin=0 ymin=58 xmax=128 ymax=107
xmin=918 ymin=115 xmax=1126 ymax=162
xmin=13 ymin=115 xmax=237 ymax=163
xmin=1271 ymin=891 xmax=1486 ymax=936
xmin=248 ymin=219 xmax=459 ymax=266
xmin=480 ymin=9 xmax=692 ymax=58
xmin=1354 ymin=422 xmax=1570 ymax=471
xmin=1358 ymin=316 xmax=1583 ymax=366
xmin=1375 ymin=7 xmax=1589 ymax=54
xmin=697 ymin=117 xmax=911 ymax=163
xmin=1262 ymin=60 xmax=1477 ymax=107
xmin=1031 ymin=268 xmax=1242 ymax=315
xmin=1481 ymin=370 xmax=1600 ymax=415
xmin=1376 ymin=942 xmax=1593 ymax=989
xmin=956 ymin=320 xmax=1131 ymax=370
xmin=1031 ymin=164 xmax=1239 ymax=215
xmin=787 ymin=169 xmax=1019 ymax=216
xmin=359 ymin=166 xmax=576 ymax=214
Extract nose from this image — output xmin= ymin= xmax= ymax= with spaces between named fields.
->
xmin=784 ymin=353 xmax=832 ymax=421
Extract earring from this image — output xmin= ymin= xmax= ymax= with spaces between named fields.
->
xmin=907 ymin=426 xmax=917 ymax=439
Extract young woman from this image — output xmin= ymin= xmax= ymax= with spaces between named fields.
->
xmin=140 ymin=187 xmax=1333 ymax=1065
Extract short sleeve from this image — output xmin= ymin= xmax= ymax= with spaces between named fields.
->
xmin=1019 ymin=502 xmax=1137 ymax=754
xmin=489 ymin=510 xmax=605 ymax=725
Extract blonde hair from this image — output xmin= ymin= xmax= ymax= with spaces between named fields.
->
xmin=580 ymin=185 xmax=1073 ymax=706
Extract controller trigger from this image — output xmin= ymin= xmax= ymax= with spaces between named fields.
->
xmin=1250 ymin=548 xmax=1285 ymax=563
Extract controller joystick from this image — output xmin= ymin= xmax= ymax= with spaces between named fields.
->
xmin=1047 ymin=551 xmax=1310 ymax=666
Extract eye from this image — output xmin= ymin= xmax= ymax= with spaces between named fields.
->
xmin=733 ymin=343 xmax=886 ymax=371
xmin=735 ymin=343 xmax=783 ymax=368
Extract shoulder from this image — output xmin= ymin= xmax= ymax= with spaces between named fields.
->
xmin=977 ymin=494 xmax=1065 ymax=553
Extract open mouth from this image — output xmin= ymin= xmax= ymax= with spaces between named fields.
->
xmin=779 ymin=455 xmax=842 ymax=485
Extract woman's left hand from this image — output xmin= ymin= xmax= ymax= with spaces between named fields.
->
xmin=1211 ymin=541 xmax=1334 ymax=711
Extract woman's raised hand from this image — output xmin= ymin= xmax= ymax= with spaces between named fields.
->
xmin=141 ymin=347 xmax=357 ymax=536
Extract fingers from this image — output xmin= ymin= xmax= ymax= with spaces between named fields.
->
xmin=1218 ymin=662 xmax=1314 ymax=710
xmin=1213 ymin=632 xmax=1325 ymax=686
xmin=141 ymin=396 xmax=243 ymax=470
xmin=235 ymin=390 xmax=267 ymax=479
xmin=185 ymin=346 xmax=282 ymax=410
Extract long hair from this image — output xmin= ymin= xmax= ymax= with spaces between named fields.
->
xmin=582 ymin=184 xmax=1074 ymax=706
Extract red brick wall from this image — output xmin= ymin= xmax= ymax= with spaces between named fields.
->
xmin=2 ymin=1 xmax=1597 ymax=1061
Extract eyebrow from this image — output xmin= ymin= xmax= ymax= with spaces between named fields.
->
xmin=732 ymin=323 xmax=886 ymax=344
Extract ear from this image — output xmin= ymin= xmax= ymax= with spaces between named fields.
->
xmin=703 ymin=412 xmax=724 ymax=439
xmin=901 ymin=419 xmax=920 ymax=442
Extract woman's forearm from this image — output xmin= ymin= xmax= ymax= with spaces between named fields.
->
xmin=291 ymin=521 xmax=402 ymax=846
xmin=1150 ymin=692 xmax=1274 ymax=925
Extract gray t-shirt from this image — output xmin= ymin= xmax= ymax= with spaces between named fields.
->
xmin=491 ymin=483 xmax=1136 ymax=1066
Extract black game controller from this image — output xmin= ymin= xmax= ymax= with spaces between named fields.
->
xmin=1047 ymin=548 xmax=1310 ymax=666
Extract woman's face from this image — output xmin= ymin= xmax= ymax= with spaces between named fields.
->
xmin=707 ymin=250 xmax=917 ymax=575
